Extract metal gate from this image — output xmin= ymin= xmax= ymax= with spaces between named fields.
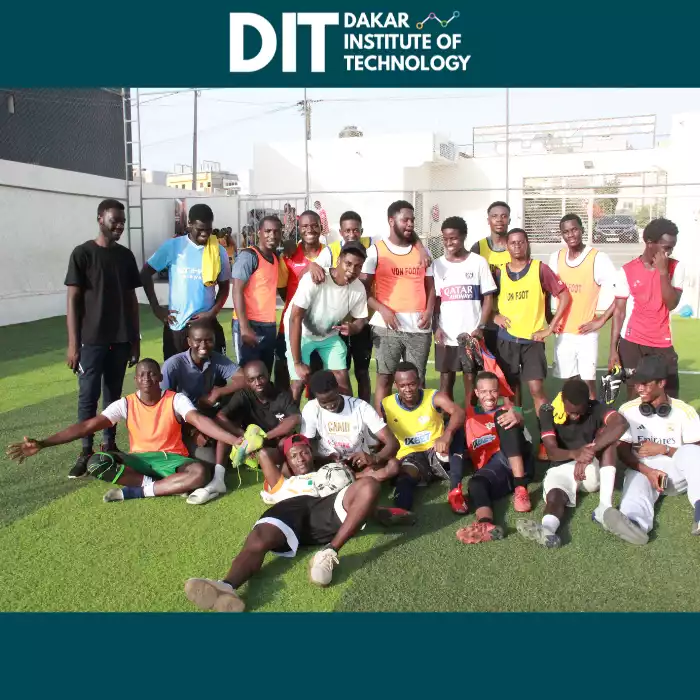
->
xmin=237 ymin=195 xmax=307 ymax=248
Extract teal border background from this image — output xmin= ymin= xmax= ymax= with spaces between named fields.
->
xmin=3 ymin=1 xmax=699 ymax=87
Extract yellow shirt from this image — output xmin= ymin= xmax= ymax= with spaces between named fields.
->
xmin=329 ymin=237 xmax=372 ymax=267
xmin=497 ymin=260 xmax=546 ymax=340
xmin=382 ymin=389 xmax=444 ymax=460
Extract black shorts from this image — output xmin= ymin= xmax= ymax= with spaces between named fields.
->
xmin=434 ymin=344 xmax=478 ymax=374
xmin=163 ymin=319 xmax=226 ymax=361
xmin=497 ymin=337 xmax=548 ymax=384
xmin=618 ymin=338 xmax=679 ymax=398
xmin=400 ymin=448 xmax=450 ymax=484
xmin=340 ymin=325 xmax=372 ymax=372
xmin=255 ymin=490 xmax=351 ymax=557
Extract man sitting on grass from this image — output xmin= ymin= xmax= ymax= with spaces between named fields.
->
xmin=184 ymin=434 xmax=395 ymax=612
xmin=6 ymin=359 xmax=244 ymax=504
xmin=455 ymin=371 xmax=533 ymax=544
xmin=516 ymin=378 xmax=628 ymax=548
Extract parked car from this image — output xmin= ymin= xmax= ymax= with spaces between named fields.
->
xmin=592 ymin=215 xmax=639 ymax=244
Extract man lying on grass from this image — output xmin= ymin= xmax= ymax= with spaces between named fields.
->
xmin=5 ymin=359 xmax=244 ymax=504
xmin=184 ymin=433 xmax=413 ymax=613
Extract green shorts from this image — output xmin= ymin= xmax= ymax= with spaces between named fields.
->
xmin=119 ymin=451 xmax=194 ymax=479
xmin=287 ymin=334 xmax=348 ymax=380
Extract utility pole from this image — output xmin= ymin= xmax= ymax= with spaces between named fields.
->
xmin=505 ymin=87 xmax=510 ymax=202
xmin=302 ymin=88 xmax=310 ymax=209
xmin=192 ymin=89 xmax=199 ymax=192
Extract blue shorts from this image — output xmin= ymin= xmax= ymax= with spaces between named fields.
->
xmin=232 ymin=319 xmax=277 ymax=373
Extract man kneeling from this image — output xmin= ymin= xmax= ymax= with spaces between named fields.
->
xmin=6 ymin=359 xmax=244 ymax=503
xmin=456 ymin=371 xmax=533 ymax=544
xmin=184 ymin=434 xmax=382 ymax=612
xmin=516 ymin=378 xmax=628 ymax=548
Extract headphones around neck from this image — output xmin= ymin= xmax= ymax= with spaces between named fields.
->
xmin=639 ymin=401 xmax=672 ymax=418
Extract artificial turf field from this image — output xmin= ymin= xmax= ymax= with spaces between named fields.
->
xmin=1 ymin=311 xmax=699 ymax=613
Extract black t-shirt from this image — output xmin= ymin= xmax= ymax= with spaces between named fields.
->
xmin=64 ymin=241 xmax=142 ymax=345
xmin=540 ymin=400 xmax=615 ymax=466
xmin=222 ymin=387 xmax=299 ymax=432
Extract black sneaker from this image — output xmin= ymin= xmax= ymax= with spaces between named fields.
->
xmin=69 ymin=452 xmax=92 ymax=479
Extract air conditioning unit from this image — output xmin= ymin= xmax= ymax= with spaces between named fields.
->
xmin=433 ymin=134 xmax=457 ymax=163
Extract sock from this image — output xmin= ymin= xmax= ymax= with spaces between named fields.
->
xmin=221 ymin=580 xmax=236 ymax=592
xmin=514 ymin=476 xmax=528 ymax=488
xmin=81 ymin=446 xmax=93 ymax=456
xmin=142 ymin=476 xmax=156 ymax=498
xmin=122 ymin=486 xmax=145 ymax=500
xmin=214 ymin=463 xmax=226 ymax=482
xmin=477 ymin=517 xmax=494 ymax=524
xmin=598 ymin=466 xmax=616 ymax=510
xmin=694 ymin=501 xmax=700 ymax=523
xmin=542 ymin=514 xmax=560 ymax=534
xmin=324 ymin=545 xmax=338 ymax=553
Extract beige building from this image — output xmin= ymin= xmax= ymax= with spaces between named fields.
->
xmin=167 ymin=162 xmax=240 ymax=194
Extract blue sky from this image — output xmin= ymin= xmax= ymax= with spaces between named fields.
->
xmin=137 ymin=88 xmax=700 ymax=174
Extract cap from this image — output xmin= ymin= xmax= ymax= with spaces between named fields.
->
xmin=339 ymin=241 xmax=368 ymax=260
xmin=281 ymin=434 xmax=311 ymax=458
xmin=632 ymin=355 xmax=669 ymax=384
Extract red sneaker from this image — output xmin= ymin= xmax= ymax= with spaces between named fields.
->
xmin=456 ymin=521 xmax=504 ymax=544
xmin=537 ymin=443 xmax=549 ymax=461
xmin=513 ymin=485 xmax=532 ymax=512
xmin=448 ymin=485 xmax=468 ymax=514
xmin=375 ymin=507 xmax=416 ymax=527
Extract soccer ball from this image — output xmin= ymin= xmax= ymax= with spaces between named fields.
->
xmin=313 ymin=463 xmax=355 ymax=498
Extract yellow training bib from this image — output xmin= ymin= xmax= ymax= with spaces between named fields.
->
xmin=497 ymin=260 xmax=546 ymax=341
xmin=382 ymin=389 xmax=444 ymax=460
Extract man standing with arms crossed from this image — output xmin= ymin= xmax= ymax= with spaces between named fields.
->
xmin=548 ymin=214 xmax=617 ymax=399
xmin=64 ymin=199 xmax=141 ymax=478
xmin=363 ymin=200 xmax=436 ymax=414
xmin=608 ymin=218 xmax=684 ymax=399
xmin=231 ymin=215 xmax=285 ymax=374
xmin=141 ymin=203 xmax=231 ymax=360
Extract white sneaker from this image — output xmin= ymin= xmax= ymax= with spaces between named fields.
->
xmin=103 ymin=488 xmax=124 ymax=503
xmin=184 ymin=578 xmax=245 ymax=612
xmin=309 ymin=548 xmax=339 ymax=587
xmin=186 ymin=479 xmax=227 ymax=505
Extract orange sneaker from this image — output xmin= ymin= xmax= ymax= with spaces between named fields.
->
xmin=537 ymin=443 xmax=549 ymax=461
xmin=456 ymin=521 xmax=504 ymax=544
xmin=513 ymin=485 xmax=532 ymax=512
xmin=448 ymin=484 xmax=468 ymax=514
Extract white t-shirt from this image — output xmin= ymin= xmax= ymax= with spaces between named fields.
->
xmin=261 ymin=463 xmax=355 ymax=505
xmin=101 ymin=391 xmax=196 ymax=425
xmin=362 ymin=239 xmax=434 ymax=334
xmin=315 ymin=246 xmax=333 ymax=270
xmin=432 ymin=253 xmax=496 ymax=345
xmin=301 ymin=395 xmax=387 ymax=458
xmin=619 ymin=397 xmax=700 ymax=468
xmin=283 ymin=270 xmax=368 ymax=341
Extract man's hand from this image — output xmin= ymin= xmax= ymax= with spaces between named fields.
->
xmin=608 ymin=348 xmax=621 ymax=373
xmin=379 ymin=306 xmax=399 ymax=331
xmin=6 ymin=437 xmax=42 ymax=463
xmin=573 ymin=460 xmax=588 ymax=481
xmin=241 ymin=328 xmax=258 ymax=347
xmin=434 ymin=328 xmax=447 ymax=346
xmin=128 ymin=339 xmax=140 ymax=368
xmin=66 ymin=345 xmax=80 ymax=373
xmin=190 ymin=309 xmax=216 ymax=322
xmin=497 ymin=408 xmax=524 ymax=430
xmin=348 ymin=452 xmax=375 ymax=469
xmin=417 ymin=310 xmax=432 ymax=330
xmin=155 ymin=306 xmax=178 ymax=326
xmin=417 ymin=246 xmax=432 ymax=269
xmin=532 ymin=327 xmax=553 ymax=342
xmin=494 ymin=314 xmax=511 ymax=330
xmin=471 ymin=327 xmax=484 ymax=341
xmin=294 ymin=362 xmax=311 ymax=384
xmin=637 ymin=440 xmax=668 ymax=458
xmin=643 ymin=466 xmax=667 ymax=493
xmin=308 ymin=261 xmax=326 ymax=284
xmin=333 ymin=323 xmax=352 ymax=337
xmin=201 ymin=387 xmax=222 ymax=408
xmin=653 ymin=251 xmax=669 ymax=275
xmin=572 ymin=443 xmax=596 ymax=465
xmin=578 ymin=317 xmax=605 ymax=335
xmin=434 ymin=437 xmax=450 ymax=456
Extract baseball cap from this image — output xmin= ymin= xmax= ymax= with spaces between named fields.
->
xmin=281 ymin=434 xmax=311 ymax=458
xmin=632 ymin=355 xmax=669 ymax=384
xmin=339 ymin=241 xmax=368 ymax=260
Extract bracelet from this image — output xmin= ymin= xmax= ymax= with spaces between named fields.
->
xmin=512 ymin=406 xmax=523 ymax=415
xmin=665 ymin=445 xmax=671 ymax=455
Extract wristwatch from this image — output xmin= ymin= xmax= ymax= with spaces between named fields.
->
xmin=664 ymin=445 xmax=671 ymax=455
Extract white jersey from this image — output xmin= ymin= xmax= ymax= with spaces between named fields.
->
xmin=619 ymin=397 xmax=700 ymax=468
xmin=261 ymin=464 xmax=355 ymax=504
xmin=301 ymin=395 xmax=386 ymax=458
xmin=432 ymin=252 xmax=496 ymax=345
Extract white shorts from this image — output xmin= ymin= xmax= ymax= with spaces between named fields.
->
xmin=552 ymin=332 xmax=599 ymax=381
xmin=543 ymin=459 xmax=600 ymax=507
